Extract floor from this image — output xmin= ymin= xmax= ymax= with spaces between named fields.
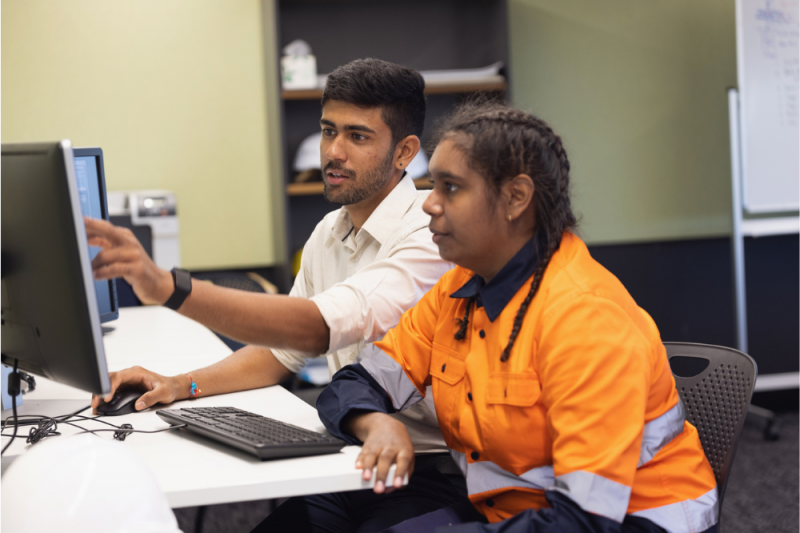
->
xmin=173 ymin=411 xmax=799 ymax=533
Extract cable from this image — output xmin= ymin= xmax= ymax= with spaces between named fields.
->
xmin=1 ymin=359 xmax=20 ymax=455
xmin=1 ymin=399 xmax=187 ymax=447
xmin=3 ymin=421 xmax=188 ymax=442
xmin=1 ymin=404 xmax=92 ymax=430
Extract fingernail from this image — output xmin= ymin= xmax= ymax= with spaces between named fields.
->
xmin=105 ymin=395 xmax=113 ymax=402
xmin=135 ymin=401 xmax=145 ymax=410
xmin=375 ymin=481 xmax=384 ymax=493
xmin=355 ymin=461 xmax=362 ymax=468
xmin=395 ymin=476 xmax=402 ymax=487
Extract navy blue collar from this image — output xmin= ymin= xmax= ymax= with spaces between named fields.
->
xmin=450 ymin=234 xmax=544 ymax=322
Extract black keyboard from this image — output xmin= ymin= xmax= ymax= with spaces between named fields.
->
xmin=156 ymin=407 xmax=346 ymax=460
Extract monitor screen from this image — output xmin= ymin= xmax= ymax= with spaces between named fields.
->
xmin=1 ymin=140 xmax=111 ymax=395
xmin=73 ymin=148 xmax=119 ymax=324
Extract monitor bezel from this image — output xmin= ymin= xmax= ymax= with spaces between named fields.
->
xmin=73 ymin=147 xmax=120 ymax=324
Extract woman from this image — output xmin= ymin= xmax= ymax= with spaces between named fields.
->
xmin=316 ymin=101 xmax=718 ymax=533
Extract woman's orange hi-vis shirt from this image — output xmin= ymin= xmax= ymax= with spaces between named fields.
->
xmin=319 ymin=233 xmax=718 ymax=533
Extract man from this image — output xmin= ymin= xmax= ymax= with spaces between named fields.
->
xmin=87 ymin=58 xmax=468 ymax=532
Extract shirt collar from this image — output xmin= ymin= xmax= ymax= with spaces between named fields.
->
xmin=450 ymin=233 xmax=545 ymax=322
xmin=359 ymin=175 xmax=419 ymax=245
xmin=330 ymin=175 xmax=418 ymax=245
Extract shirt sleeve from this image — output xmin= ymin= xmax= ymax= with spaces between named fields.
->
xmin=310 ymin=224 xmax=451 ymax=354
xmin=270 ymin=239 xmax=319 ymax=373
xmin=536 ymin=294 xmax=652 ymax=524
xmin=316 ymin=274 xmax=447 ymax=441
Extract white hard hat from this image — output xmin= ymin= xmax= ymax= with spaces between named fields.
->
xmin=293 ymin=131 xmax=429 ymax=179
xmin=293 ymin=132 xmax=322 ymax=172
xmin=404 ymin=149 xmax=429 ymax=180
xmin=2 ymin=434 xmax=182 ymax=533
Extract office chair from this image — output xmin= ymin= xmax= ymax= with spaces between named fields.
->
xmin=664 ymin=342 xmax=757 ymax=527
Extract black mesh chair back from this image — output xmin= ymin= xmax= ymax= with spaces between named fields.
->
xmin=664 ymin=342 xmax=757 ymax=511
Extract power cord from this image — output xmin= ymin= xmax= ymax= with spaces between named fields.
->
xmin=1 ymin=394 xmax=187 ymax=450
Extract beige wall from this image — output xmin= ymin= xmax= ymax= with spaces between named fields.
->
xmin=2 ymin=0 xmax=284 ymax=270
xmin=508 ymin=0 xmax=737 ymax=245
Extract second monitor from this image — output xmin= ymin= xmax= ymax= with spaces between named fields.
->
xmin=73 ymin=147 xmax=119 ymax=324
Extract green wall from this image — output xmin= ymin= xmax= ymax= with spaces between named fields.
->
xmin=508 ymin=0 xmax=737 ymax=245
xmin=3 ymin=0 xmax=284 ymax=270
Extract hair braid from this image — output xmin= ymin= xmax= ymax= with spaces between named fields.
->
xmin=500 ymin=238 xmax=559 ymax=362
xmin=454 ymin=297 xmax=476 ymax=341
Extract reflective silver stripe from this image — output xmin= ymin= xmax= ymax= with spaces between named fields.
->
xmin=631 ymin=488 xmax=718 ymax=533
xmin=466 ymin=460 xmax=554 ymax=496
xmin=639 ymin=399 xmax=687 ymax=467
xmin=551 ymin=471 xmax=631 ymax=523
xmin=450 ymin=449 xmax=468 ymax=476
xmin=360 ymin=349 xmax=424 ymax=411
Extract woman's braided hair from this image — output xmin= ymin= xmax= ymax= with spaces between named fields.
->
xmin=435 ymin=99 xmax=577 ymax=361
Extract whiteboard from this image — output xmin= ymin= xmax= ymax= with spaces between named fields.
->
xmin=736 ymin=0 xmax=800 ymax=213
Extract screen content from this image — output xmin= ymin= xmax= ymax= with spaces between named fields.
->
xmin=74 ymin=155 xmax=114 ymax=317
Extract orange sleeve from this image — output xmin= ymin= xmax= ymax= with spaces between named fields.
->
xmin=373 ymin=272 xmax=447 ymax=396
xmin=537 ymin=293 xmax=652 ymax=489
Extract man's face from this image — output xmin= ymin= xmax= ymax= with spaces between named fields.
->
xmin=424 ymin=137 xmax=507 ymax=276
xmin=319 ymin=101 xmax=396 ymax=206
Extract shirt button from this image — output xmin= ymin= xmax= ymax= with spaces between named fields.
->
xmin=479 ymin=330 xmax=485 ymax=338
xmin=486 ymin=499 xmax=495 ymax=508
xmin=468 ymin=392 xmax=473 ymax=401
xmin=471 ymin=451 xmax=479 ymax=461
xmin=441 ymin=364 xmax=446 ymax=372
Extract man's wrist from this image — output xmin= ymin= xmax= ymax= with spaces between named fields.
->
xmin=163 ymin=268 xmax=192 ymax=310
xmin=157 ymin=269 xmax=176 ymax=305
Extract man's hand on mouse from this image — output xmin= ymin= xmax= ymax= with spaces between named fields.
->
xmin=91 ymin=366 xmax=191 ymax=414
xmin=84 ymin=217 xmax=174 ymax=305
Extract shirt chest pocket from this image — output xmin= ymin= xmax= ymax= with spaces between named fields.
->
xmin=486 ymin=372 xmax=541 ymax=407
xmin=430 ymin=345 xmax=467 ymax=386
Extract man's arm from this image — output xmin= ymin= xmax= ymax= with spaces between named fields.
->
xmin=91 ymin=344 xmax=294 ymax=412
xmin=85 ymin=217 xmax=330 ymax=354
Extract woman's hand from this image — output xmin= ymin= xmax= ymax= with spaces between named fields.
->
xmin=91 ymin=366 xmax=190 ymax=413
xmin=346 ymin=412 xmax=415 ymax=494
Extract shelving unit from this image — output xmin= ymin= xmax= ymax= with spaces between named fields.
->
xmin=276 ymin=0 xmax=510 ymax=255
xmin=282 ymin=78 xmax=508 ymax=101
xmin=287 ymin=177 xmax=434 ymax=197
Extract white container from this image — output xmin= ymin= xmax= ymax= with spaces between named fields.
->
xmin=281 ymin=55 xmax=318 ymax=90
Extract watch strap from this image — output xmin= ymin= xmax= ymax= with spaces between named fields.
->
xmin=164 ymin=267 xmax=192 ymax=310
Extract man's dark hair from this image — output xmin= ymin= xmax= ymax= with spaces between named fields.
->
xmin=322 ymin=58 xmax=426 ymax=144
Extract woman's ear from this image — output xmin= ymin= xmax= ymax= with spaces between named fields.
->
xmin=395 ymin=135 xmax=421 ymax=171
xmin=503 ymin=174 xmax=535 ymax=222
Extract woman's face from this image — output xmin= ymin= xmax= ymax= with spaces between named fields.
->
xmin=423 ymin=137 xmax=511 ymax=279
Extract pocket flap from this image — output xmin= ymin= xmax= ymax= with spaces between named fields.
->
xmin=431 ymin=346 xmax=467 ymax=385
xmin=487 ymin=372 xmax=541 ymax=406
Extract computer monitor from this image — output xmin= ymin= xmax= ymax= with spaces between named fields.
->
xmin=73 ymin=147 xmax=119 ymax=324
xmin=1 ymin=141 xmax=111 ymax=395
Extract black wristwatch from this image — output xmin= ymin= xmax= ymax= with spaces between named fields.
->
xmin=164 ymin=267 xmax=192 ymax=311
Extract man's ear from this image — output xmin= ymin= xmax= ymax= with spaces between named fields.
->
xmin=394 ymin=135 xmax=421 ymax=171
xmin=502 ymin=174 xmax=535 ymax=222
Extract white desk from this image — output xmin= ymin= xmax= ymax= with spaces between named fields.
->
xmin=2 ymin=307 xmax=379 ymax=508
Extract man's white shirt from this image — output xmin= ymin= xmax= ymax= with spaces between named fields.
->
xmin=271 ymin=175 xmax=452 ymax=452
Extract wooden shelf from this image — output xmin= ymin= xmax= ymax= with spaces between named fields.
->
xmin=282 ymin=79 xmax=507 ymax=101
xmin=287 ymin=177 xmax=432 ymax=196
xmin=286 ymin=182 xmax=324 ymax=195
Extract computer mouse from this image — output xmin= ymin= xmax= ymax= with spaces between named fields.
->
xmin=96 ymin=388 xmax=145 ymax=416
